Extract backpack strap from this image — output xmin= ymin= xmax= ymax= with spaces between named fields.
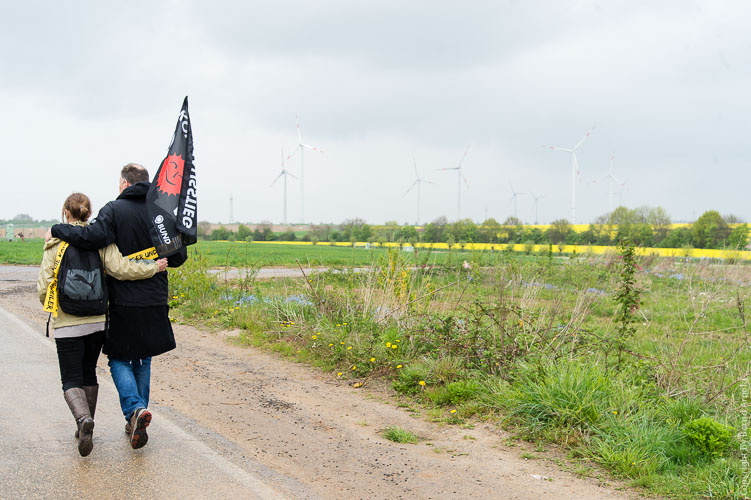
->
xmin=46 ymin=313 xmax=52 ymax=338
xmin=43 ymin=242 xmax=69 ymax=317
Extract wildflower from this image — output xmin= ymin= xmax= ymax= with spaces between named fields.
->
xmin=352 ymin=365 xmax=357 ymax=370
xmin=613 ymin=410 xmax=618 ymax=415
xmin=391 ymin=345 xmax=397 ymax=349
xmin=214 ymin=310 xmax=218 ymax=314
xmin=370 ymin=357 xmax=375 ymax=362
xmin=329 ymin=343 xmax=334 ymax=347
xmin=343 ymin=322 xmax=348 ymax=325
xmin=450 ymin=409 xmax=457 ymax=414
xmin=312 ymin=335 xmax=317 ymax=340
xmin=172 ymin=295 xmax=178 ymax=299
xmin=337 ymin=372 xmax=343 ymax=377
xmin=395 ymin=339 xmax=400 ymax=343
xmin=347 ymin=346 xmax=352 ymax=350
xmin=180 ymin=293 xmax=185 ymax=297
xmin=419 ymin=380 xmax=426 ymax=386
xmin=290 ymin=322 xmax=295 ymax=325
xmin=336 ymin=324 xmax=341 ymax=327
xmin=340 ymin=341 xmax=345 ymax=345
xmin=396 ymin=365 xmax=402 ymax=369
xmin=386 ymin=342 xmax=392 ymax=348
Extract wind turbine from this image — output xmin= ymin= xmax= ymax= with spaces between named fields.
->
xmin=404 ymin=158 xmax=435 ymax=225
xmin=271 ymin=148 xmax=298 ymax=225
xmin=437 ymin=145 xmax=471 ymax=220
xmin=530 ymin=191 xmax=545 ymax=225
xmin=596 ymin=154 xmax=624 ymax=213
xmin=544 ymin=127 xmax=594 ymax=223
xmin=508 ymin=182 xmax=526 ymax=220
xmin=285 ymin=115 xmax=323 ymax=224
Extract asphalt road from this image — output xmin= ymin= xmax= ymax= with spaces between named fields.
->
xmin=0 ymin=304 xmax=305 ymax=499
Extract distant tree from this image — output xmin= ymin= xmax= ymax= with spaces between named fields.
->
xmin=658 ymin=227 xmax=692 ymax=248
xmin=448 ymin=219 xmax=478 ymax=242
xmin=380 ymin=220 xmax=400 ymax=242
xmin=724 ymin=214 xmax=746 ymax=224
xmin=340 ymin=218 xmax=371 ymax=241
xmin=647 ymin=207 xmax=672 ymax=243
xmin=278 ymin=231 xmax=297 ymax=241
xmin=479 ymin=218 xmax=501 ymax=243
xmin=692 ymin=210 xmax=730 ymax=248
xmin=210 ymin=226 xmax=230 ymax=240
xmin=423 ymin=216 xmax=448 ymax=243
xmin=237 ymin=224 xmax=252 ymax=241
xmin=727 ymin=224 xmax=749 ymax=250
xmin=546 ymin=218 xmax=571 ymax=244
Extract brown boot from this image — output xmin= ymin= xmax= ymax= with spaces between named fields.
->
xmin=64 ymin=388 xmax=95 ymax=457
xmin=75 ymin=385 xmax=99 ymax=439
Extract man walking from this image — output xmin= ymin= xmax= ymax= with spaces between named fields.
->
xmin=50 ymin=163 xmax=187 ymax=449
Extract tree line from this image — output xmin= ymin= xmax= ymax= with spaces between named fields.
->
xmin=201 ymin=207 xmax=749 ymax=250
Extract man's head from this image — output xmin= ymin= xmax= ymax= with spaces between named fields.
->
xmin=120 ymin=163 xmax=150 ymax=193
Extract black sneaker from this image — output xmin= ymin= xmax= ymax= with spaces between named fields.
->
xmin=129 ymin=408 xmax=151 ymax=450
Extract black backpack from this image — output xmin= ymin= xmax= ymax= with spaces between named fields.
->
xmin=57 ymin=245 xmax=108 ymax=316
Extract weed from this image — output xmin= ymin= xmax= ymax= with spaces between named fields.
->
xmin=382 ymin=426 xmax=418 ymax=444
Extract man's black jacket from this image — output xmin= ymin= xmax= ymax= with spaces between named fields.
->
xmin=51 ymin=182 xmax=187 ymax=307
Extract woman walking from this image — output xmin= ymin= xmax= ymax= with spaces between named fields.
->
xmin=37 ymin=192 xmax=167 ymax=456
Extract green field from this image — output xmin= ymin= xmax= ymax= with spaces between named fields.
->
xmin=165 ymin=245 xmax=750 ymax=499
xmin=0 ymin=239 xmax=498 ymax=268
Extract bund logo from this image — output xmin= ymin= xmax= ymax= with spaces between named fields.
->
xmin=154 ymin=215 xmax=164 ymax=224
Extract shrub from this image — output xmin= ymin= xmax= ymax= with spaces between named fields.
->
xmin=684 ymin=417 xmax=734 ymax=457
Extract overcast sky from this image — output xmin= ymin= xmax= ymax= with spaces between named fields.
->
xmin=1 ymin=0 xmax=749 ymax=226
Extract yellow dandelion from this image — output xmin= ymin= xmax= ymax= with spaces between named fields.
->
xmin=386 ymin=342 xmax=392 ymax=348
xmin=340 ymin=341 xmax=345 ymax=345
xmin=180 ymin=293 xmax=185 ymax=297
xmin=347 ymin=346 xmax=352 ymax=350
xmin=172 ymin=295 xmax=178 ymax=299
xmin=337 ymin=372 xmax=343 ymax=377
xmin=290 ymin=322 xmax=295 ymax=325
xmin=336 ymin=324 xmax=341 ymax=327
xmin=343 ymin=322 xmax=348 ymax=325
xmin=391 ymin=345 xmax=397 ymax=349
xmin=214 ymin=310 xmax=218 ymax=314
xmin=370 ymin=357 xmax=375 ymax=362
xmin=396 ymin=365 xmax=402 ymax=369
xmin=613 ymin=410 xmax=618 ymax=415
xmin=396 ymin=339 xmax=400 ymax=342
xmin=450 ymin=409 xmax=457 ymax=414
xmin=329 ymin=343 xmax=334 ymax=347
xmin=419 ymin=380 xmax=426 ymax=386
xmin=352 ymin=365 xmax=357 ymax=370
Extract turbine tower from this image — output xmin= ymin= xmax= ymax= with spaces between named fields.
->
xmin=544 ymin=127 xmax=594 ymax=223
xmin=286 ymin=115 xmax=323 ymax=224
xmin=508 ymin=182 xmax=526 ymax=220
xmin=596 ymin=154 xmax=624 ymax=213
xmin=530 ymin=191 xmax=545 ymax=225
xmin=271 ymin=148 xmax=298 ymax=225
xmin=404 ymin=158 xmax=435 ymax=225
xmin=437 ymin=145 xmax=471 ymax=220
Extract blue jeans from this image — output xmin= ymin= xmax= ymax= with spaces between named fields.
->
xmin=108 ymin=357 xmax=151 ymax=421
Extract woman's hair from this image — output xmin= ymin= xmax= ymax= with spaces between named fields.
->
xmin=62 ymin=192 xmax=92 ymax=222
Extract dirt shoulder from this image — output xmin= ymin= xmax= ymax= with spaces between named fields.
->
xmin=2 ymin=265 xmax=639 ymax=499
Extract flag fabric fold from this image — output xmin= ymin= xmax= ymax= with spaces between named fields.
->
xmin=146 ymin=96 xmax=197 ymax=256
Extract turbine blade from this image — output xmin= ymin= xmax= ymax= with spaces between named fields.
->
xmin=296 ymin=115 xmax=302 ymax=144
xmin=572 ymin=126 xmax=595 ymax=150
xmin=462 ymin=173 xmax=470 ymax=188
xmin=413 ymin=158 xmax=419 ymax=179
xmin=286 ymin=144 xmax=302 ymax=161
xmin=457 ymin=144 xmax=471 ymax=167
xmin=404 ymin=180 xmax=418 ymax=196
xmin=301 ymin=143 xmax=324 ymax=154
xmin=286 ymin=171 xmax=298 ymax=180
xmin=545 ymin=145 xmax=573 ymax=153
xmin=270 ymin=171 xmax=284 ymax=187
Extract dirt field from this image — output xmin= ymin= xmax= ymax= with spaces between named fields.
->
xmin=1 ymin=265 xmax=640 ymax=499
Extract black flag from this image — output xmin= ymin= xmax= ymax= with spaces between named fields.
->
xmin=146 ymin=96 xmax=197 ymax=257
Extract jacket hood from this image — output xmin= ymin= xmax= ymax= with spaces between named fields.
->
xmin=117 ymin=181 xmax=150 ymax=200
xmin=44 ymin=221 xmax=87 ymax=250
